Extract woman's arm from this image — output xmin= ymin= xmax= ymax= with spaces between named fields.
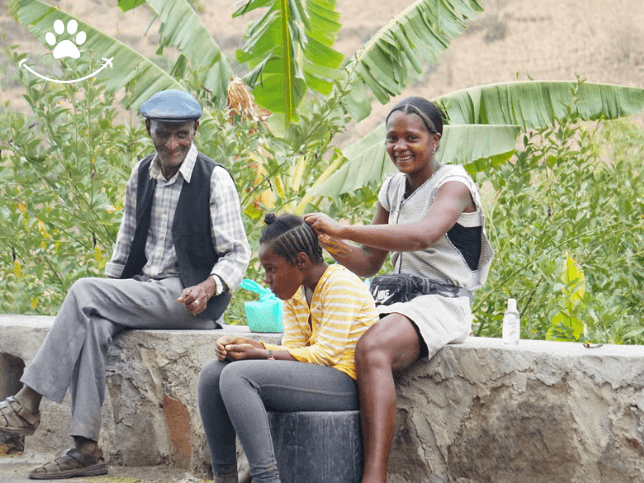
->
xmin=305 ymin=203 xmax=390 ymax=278
xmin=307 ymin=180 xmax=474 ymax=254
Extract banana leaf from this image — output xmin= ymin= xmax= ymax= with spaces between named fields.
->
xmin=10 ymin=0 xmax=183 ymax=109
xmin=115 ymin=0 xmax=146 ymax=10
xmin=309 ymin=123 xmax=520 ymax=197
xmin=342 ymin=0 xmax=485 ymax=121
xmin=132 ymin=0 xmax=233 ymax=106
xmin=314 ymin=80 xmax=644 ymax=197
xmin=436 ymin=81 xmax=644 ymax=130
xmin=234 ymin=0 xmax=344 ymax=124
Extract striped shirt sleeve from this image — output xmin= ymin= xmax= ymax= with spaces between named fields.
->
xmin=208 ymin=166 xmax=251 ymax=292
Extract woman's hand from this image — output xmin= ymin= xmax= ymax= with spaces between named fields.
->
xmin=304 ymin=213 xmax=345 ymax=239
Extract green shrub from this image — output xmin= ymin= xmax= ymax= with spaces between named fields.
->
xmin=0 ymin=52 xmax=150 ymax=314
xmin=473 ymin=104 xmax=644 ymax=344
xmin=2 ymin=49 xmax=642 ymax=344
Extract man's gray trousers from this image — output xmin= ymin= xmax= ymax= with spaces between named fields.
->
xmin=20 ymin=275 xmax=219 ymax=441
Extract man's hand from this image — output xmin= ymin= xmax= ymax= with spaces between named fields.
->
xmin=177 ymin=277 xmax=217 ymax=316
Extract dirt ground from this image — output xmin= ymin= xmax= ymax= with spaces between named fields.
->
xmin=1 ymin=0 xmax=643 ymax=481
xmin=1 ymin=460 xmax=205 ymax=482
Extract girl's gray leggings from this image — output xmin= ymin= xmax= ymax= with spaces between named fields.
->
xmin=197 ymin=358 xmax=359 ymax=483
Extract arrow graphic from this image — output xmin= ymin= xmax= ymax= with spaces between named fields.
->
xmin=19 ymin=57 xmax=114 ymax=84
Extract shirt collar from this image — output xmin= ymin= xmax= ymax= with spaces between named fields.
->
xmin=149 ymin=143 xmax=198 ymax=183
xmin=292 ymin=265 xmax=333 ymax=305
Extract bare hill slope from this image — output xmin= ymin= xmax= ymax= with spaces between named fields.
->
xmin=1 ymin=0 xmax=643 ymax=137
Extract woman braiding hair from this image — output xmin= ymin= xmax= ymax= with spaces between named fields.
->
xmin=305 ymin=96 xmax=494 ymax=483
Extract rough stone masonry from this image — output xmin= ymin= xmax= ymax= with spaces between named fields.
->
xmin=2 ymin=315 xmax=644 ymax=482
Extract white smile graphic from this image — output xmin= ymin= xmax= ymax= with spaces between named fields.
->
xmin=19 ymin=57 xmax=114 ymax=84
xmin=19 ymin=19 xmax=114 ymax=84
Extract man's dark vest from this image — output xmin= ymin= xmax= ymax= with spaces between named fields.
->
xmin=120 ymin=152 xmax=232 ymax=321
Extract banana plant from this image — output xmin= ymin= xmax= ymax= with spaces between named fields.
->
xmin=10 ymin=0 xmax=488 ymax=127
xmin=225 ymin=0 xmax=487 ymax=124
xmin=12 ymin=0 xmax=644 ymax=202
xmin=10 ymin=0 xmax=187 ymax=108
xmin=10 ymin=0 xmax=233 ymax=108
xmin=341 ymin=0 xmax=485 ymax=121
xmin=233 ymin=0 xmax=345 ymax=126
xmin=117 ymin=0 xmax=233 ymax=105
xmin=313 ymin=80 xmax=644 ymax=197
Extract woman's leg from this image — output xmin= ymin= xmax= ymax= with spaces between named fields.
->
xmin=198 ymin=359 xmax=238 ymax=477
xmin=219 ymin=360 xmax=359 ymax=483
xmin=355 ymin=314 xmax=421 ymax=483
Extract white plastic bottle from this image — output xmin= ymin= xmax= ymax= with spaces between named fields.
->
xmin=502 ymin=298 xmax=520 ymax=345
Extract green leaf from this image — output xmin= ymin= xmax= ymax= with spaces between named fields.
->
xmin=436 ymin=81 xmax=644 ymax=130
xmin=234 ymin=0 xmax=345 ymax=124
xmin=315 ymin=80 xmax=644 ymax=196
xmin=116 ymin=0 xmax=146 ymax=12
xmin=139 ymin=0 xmax=233 ymax=107
xmin=170 ymin=53 xmax=188 ymax=79
xmin=11 ymin=0 xmax=184 ymax=109
xmin=343 ymin=0 xmax=485 ymax=120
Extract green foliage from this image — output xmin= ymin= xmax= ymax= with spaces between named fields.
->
xmin=473 ymin=95 xmax=644 ymax=344
xmin=234 ymin=0 xmax=345 ymax=124
xmin=0 ymin=50 xmax=150 ymax=314
xmin=0 ymin=41 xmax=359 ymax=322
xmin=10 ymin=0 xmax=187 ymax=110
xmin=188 ymin=75 xmax=361 ymax=322
xmin=342 ymin=0 xmax=485 ymax=119
xmin=317 ymin=80 xmax=644 ymax=197
xmin=3 ymin=1 xmax=643 ymax=345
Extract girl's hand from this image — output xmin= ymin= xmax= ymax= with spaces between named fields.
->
xmin=224 ymin=343 xmax=262 ymax=361
xmin=304 ymin=213 xmax=344 ymax=238
xmin=215 ymin=335 xmax=252 ymax=361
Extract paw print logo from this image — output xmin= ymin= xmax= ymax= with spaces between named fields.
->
xmin=20 ymin=15 xmax=113 ymax=84
xmin=45 ymin=19 xmax=87 ymax=59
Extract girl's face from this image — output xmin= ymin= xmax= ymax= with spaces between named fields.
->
xmin=259 ymin=244 xmax=304 ymax=301
xmin=385 ymin=111 xmax=439 ymax=178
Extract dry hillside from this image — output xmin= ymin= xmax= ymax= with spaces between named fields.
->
xmin=1 ymin=0 xmax=643 ymax=140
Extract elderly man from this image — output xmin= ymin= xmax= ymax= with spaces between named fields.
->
xmin=0 ymin=90 xmax=251 ymax=479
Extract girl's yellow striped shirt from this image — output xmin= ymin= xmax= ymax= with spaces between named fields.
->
xmin=262 ymin=264 xmax=378 ymax=379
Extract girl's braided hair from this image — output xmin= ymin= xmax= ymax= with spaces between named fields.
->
xmin=260 ymin=213 xmax=323 ymax=264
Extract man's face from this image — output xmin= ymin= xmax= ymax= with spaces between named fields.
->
xmin=147 ymin=119 xmax=199 ymax=173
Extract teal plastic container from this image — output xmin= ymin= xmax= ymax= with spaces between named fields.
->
xmin=240 ymin=279 xmax=283 ymax=333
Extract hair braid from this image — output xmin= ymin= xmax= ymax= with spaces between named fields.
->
xmin=260 ymin=214 xmax=323 ymax=264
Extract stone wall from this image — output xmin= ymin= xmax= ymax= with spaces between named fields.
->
xmin=2 ymin=315 xmax=644 ymax=482
xmin=391 ymin=338 xmax=644 ymax=483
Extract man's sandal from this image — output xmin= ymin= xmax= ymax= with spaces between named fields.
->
xmin=0 ymin=396 xmax=40 ymax=436
xmin=29 ymin=447 xmax=108 ymax=480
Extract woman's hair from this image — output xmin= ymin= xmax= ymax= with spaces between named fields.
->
xmin=385 ymin=96 xmax=445 ymax=136
xmin=260 ymin=213 xmax=323 ymax=264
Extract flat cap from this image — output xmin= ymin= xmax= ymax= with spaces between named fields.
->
xmin=140 ymin=90 xmax=202 ymax=122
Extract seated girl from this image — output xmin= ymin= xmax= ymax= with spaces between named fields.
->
xmin=198 ymin=213 xmax=379 ymax=483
